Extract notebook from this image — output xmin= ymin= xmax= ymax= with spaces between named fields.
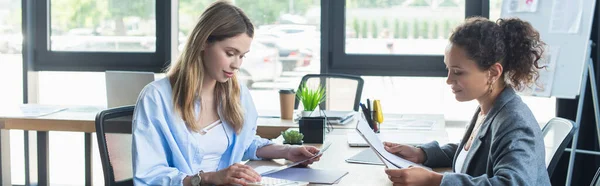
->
xmin=345 ymin=148 xmax=384 ymax=165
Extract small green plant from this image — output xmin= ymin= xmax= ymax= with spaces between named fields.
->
xmin=296 ymin=83 xmax=326 ymax=111
xmin=282 ymin=130 xmax=304 ymax=144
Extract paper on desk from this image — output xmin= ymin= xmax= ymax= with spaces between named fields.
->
xmin=381 ymin=118 xmax=435 ymax=130
xmin=356 ymin=118 xmax=430 ymax=169
xmin=264 ymin=168 xmax=349 ymax=184
xmin=18 ymin=105 xmax=67 ymax=117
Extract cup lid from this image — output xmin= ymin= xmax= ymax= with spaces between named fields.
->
xmin=279 ymin=89 xmax=295 ymax=94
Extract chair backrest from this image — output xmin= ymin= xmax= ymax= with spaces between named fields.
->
xmin=95 ymin=105 xmax=135 ymax=186
xmin=542 ymin=117 xmax=578 ymax=178
xmin=105 ymin=71 xmax=154 ymax=108
xmin=591 ymin=167 xmax=600 ymax=186
xmin=294 ymin=73 xmax=364 ymax=111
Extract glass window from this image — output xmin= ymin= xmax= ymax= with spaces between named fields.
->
xmin=0 ymin=0 xmax=24 ymax=184
xmin=50 ymin=0 xmax=156 ymax=52
xmin=345 ymin=0 xmax=465 ymax=55
xmin=179 ymin=0 xmax=321 ymax=112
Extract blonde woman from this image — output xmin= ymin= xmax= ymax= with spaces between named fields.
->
xmin=132 ymin=1 xmax=320 ymax=185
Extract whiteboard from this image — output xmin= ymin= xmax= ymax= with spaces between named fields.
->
xmin=501 ymin=0 xmax=597 ymax=99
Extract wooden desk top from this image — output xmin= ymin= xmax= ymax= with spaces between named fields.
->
xmin=246 ymin=130 xmax=452 ymax=185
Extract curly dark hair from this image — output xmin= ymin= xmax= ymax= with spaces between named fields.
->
xmin=449 ymin=17 xmax=545 ymax=90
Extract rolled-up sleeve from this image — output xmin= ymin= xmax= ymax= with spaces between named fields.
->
xmin=132 ymin=86 xmax=187 ymax=186
xmin=242 ymin=134 xmax=274 ymax=161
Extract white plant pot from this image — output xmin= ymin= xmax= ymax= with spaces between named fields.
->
xmin=301 ymin=111 xmax=313 ymax=117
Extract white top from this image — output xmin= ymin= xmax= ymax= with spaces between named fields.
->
xmin=198 ymin=120 xmax=229 ymax=172
xmin=455 ymin=147 xmax=469 ymax=173
xmin=455 ymin=112 xmax=486 ymax=173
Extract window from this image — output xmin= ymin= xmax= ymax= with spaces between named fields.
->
xmin=345 ymin=0 xmax=465 ymax=55
xmin=0 ymin=0 xmax=25 ymax=185
xmin=325 ymin=0 xmax=489 ymax=77
xmin=50 ymin=0 xmax=156 ymax=52
xmin=178 ymin=0 xmax=321 ymax=112
xmin=33 ymin=0 xmax=170 ymax=72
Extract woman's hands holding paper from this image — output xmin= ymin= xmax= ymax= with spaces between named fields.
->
xmin=285 ymin=145 xmax=322 ymax=166
xmin=383 ymin=142 xmax=426 ymax=164
xmin=385 ymin=166 xmax=442 ymax=186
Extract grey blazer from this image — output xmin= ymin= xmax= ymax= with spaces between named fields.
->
xmin=419 ymin=87 xmax=551 ymax=185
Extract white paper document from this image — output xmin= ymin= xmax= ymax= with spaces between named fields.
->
xmin=16 ymin=105 xmax=67 ymax=117
xmin=381 ymin=118 xmax=435 ymax=130
xmin=346 ymin=131 xmax=438 ymax=147
xmin=519 ymin=46 xmax=559 ymax=97
xmin=549 ymin=0 xmax=583 ymax=34
xmin=264 ymin=168 xmax=348 ymax=184
xmin=355 ymin=118 xmax=429 ymax=169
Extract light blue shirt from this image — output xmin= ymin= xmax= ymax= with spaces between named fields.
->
xmin=132 ymin=78 xmax=273 ymax=185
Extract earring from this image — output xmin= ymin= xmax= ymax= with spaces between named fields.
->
xmin=488 ymin=80 xmax=495 ymax=94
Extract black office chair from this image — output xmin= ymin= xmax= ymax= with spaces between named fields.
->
xmin=95 ymin=105 xmax=135 ymax=186
xmin=542 ymin=117 xmax=578 ymax=178
xmin=294 ymin=73 xmax=364 ymax=112
xmin=591 ymin=167 xmax=600 ymax=186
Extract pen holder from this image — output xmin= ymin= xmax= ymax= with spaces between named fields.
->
xmin=299 ymin=116 xmax=326 ymax=144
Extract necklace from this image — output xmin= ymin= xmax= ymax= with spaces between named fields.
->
xmin=465 ymin=112 xmax=487 ymax=150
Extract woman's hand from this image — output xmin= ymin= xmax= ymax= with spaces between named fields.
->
xmin=285 ymin=145 xmax=321 ymax=166
xmin=204 ymin=163 xmax=261 ymax=185
xmin=385 ymin=167 xmax=442 ymax=186
xmin=384 ymin=142 xmax=426 ymax=164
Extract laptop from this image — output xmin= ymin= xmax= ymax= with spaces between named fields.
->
xmin=105 ymin=71 xmax=155 ymax=108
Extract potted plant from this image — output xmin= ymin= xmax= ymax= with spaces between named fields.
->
xmin=281 ymin=130 xmax=304 ymax=145
xmin=296 ymin=82 xmax=327 ymax=144
xmin=296 ymin=82 xmax=326 ymax=117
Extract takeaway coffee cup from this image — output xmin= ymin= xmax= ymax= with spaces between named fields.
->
xmin=279 ymin=89 xmax=295 ymax=120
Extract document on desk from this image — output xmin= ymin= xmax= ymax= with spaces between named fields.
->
xmin=356 ymin=118 xmax=430 ymax=169
xmin=263 ymin=168 xmax=349 ymax=184
xmin=380 ymin=118 xmax=435 ymax=130
xmin=11 ymin=105 xmax=67 ymax=117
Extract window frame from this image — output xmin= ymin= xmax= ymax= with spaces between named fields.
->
xmin=32 ymin=0 xmax=171 ymax=72
xmin=323 ymin=0 xmax=489 ymax=77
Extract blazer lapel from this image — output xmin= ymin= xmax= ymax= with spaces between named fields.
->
xmin=454 ymin=108 xmax=480 ymax=172
xmin=459 ymin=87 xmax=517 ymax=173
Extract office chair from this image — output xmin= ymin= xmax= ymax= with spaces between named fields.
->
xmin=591 ymin=167 xmax=600 ymax=186
xmin=294 ymin=73 xmax=364 ymax=112
xmin=542 ymin=117 xmax=578 ymax=178
xmin=95 ymin=105 xmax=135 ymax=186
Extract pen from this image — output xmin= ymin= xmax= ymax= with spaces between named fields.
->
xmin=359 ymin=103 xmax=374 ymax=130
xmin=366 ymin=99 xmax=371 ymax=113
xmin=366 ymin=99 xmax=373 ymax=124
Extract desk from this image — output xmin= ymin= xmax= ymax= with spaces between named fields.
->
xmin=256 ymin=113 xmax=446 ymax=139
xmin=246 ymin=129 xmax=451 ymax=185
xmin=0 ymin=104 xmax=446 ymax=186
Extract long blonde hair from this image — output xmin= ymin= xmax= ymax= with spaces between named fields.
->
xmin=167 ymin=0 xmax=253 ymax=133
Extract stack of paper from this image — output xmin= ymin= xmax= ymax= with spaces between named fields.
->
xmin=355 ymin=118 xmax=430 ymax=169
